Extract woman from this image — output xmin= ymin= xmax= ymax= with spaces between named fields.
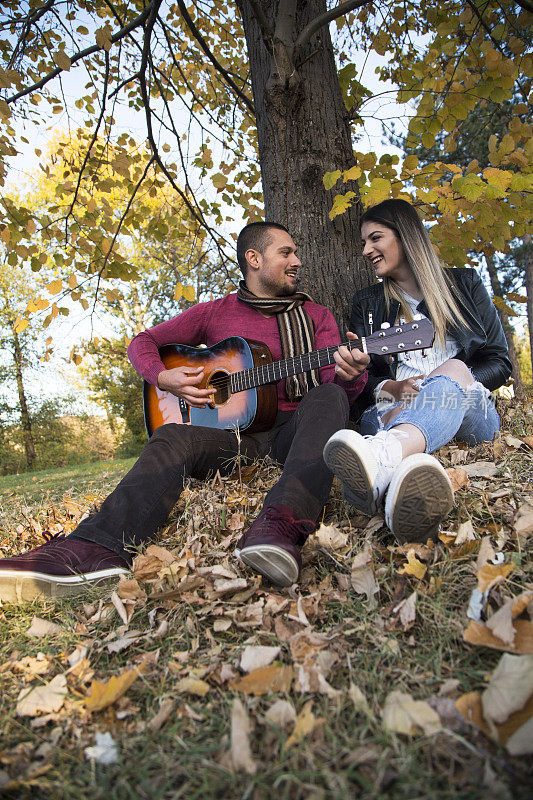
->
xmin=324 ymin=199 xmax=511 ymax=542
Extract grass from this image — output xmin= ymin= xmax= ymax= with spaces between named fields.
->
xmin=0 ymin=399 xmax=532 ymax=799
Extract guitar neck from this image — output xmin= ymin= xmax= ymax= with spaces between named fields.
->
xmin=229 ymin=340 xmax=355 ymax=394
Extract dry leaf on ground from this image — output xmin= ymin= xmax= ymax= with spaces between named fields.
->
xmin=382 ymin=691 xmax=441 ymax=735
xmin=351 ymin=543 xmax=378 ymax=602
xmin=147 ymin=698 xmax=175 ymax=731
xmin=482 ymin=654 xmax=533 ymax=724
xmin=445 ymin=467 xmax=469 ymax=491
xmin=315 ymin=523 xmax=348 ymax=551
xmin=464 ymin=461 xmax=499 ymax=478
xmin=16 ymin=674 xmax=67 ymax=717
xmin=84 ymin=731 xmax=119 ymax=764
xmin=175 ymin=677 xmax=210 ymax=697
xmin=264 ymin=699 xmax=296 ymax=728
xmin=85 ymin=664 xmax=144 ymax=712
xmin=476 ymin=563 xmax=514 ymax=594
xmin=463 ymin=619 xmax=533 ymax=654
xmin=231 ymin=664 xmax=294 ymax=696
xmin=26 ymin=617 xmax=64 ymax=638
xmin=240 ymin=645 xmax=280 ymax=673
xmin=515 ymin=501 xmax=533 ymax=539
xmin=398 ymin=551 xmax=427 ymax=580
xmin=230 ymin=698 xmax=256 ymax=774
xmin=285 ymin=701 xmax=324 ymax=750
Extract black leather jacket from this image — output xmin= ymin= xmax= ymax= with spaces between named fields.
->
xmin=350 ymin=268 xmax=512 ymax=408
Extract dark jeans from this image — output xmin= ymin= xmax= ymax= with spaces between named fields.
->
xmin=73 ymin=383 xmax=349 ymax=562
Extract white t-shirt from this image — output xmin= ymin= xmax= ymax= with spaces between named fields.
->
xmin=374 ymin=292 xmax=458 ymax=399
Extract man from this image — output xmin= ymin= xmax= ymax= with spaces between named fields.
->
xmin=0 ymin=222 xmax=369 ymax=602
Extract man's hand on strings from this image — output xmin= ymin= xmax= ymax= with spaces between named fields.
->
xmin=157 ymin=366 xmax=216 ymax=408
xmin=334 ymin=331 xmax=370 ymax=381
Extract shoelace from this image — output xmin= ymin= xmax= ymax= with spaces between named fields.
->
xmin=259 ymin=506 xmax=316 ymax=546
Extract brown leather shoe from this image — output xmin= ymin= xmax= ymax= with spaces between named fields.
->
xmin=235 ymin=505 xmax=316 ymax=587
xmin=0 ymin=534 xmax=129 ymax=603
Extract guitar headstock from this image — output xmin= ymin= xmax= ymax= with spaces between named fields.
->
xmin=363 ymin=318 xmax=435 ymax=356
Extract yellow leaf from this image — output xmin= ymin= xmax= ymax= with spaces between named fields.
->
xmin=26 ymin=219 xmax=37 ymax=234
xmin=231 ymin=664 xmax=294 ymax=696
xmin=182 ymin=285 xmax=195 ymax=302
xmin=47 ymin=280 xmax=62 ymax=294
xmin=95 ymin=26 xmax=112 ymax=51
xmin=175 ymin=677 xmax=210 ymax=697
xmin=174 ymin=283 xmax=183 ymax=300
xmin=0 ymin=98 xmax=11 ymax=119
xmin=477 ymin=563 xmax=514 ymax=593
xmin=329 ymin=191 xmax=357 ymax=220
xmin=85 ymin=664 xmax=144 ymax=712
xmin=1 ymin=227 xmax=10 ymax=243
xmin=52 ymin=51 xmax=71 ymax=71
xmin=212 ymin=173 xmax=227 ymax=190
xmin=342 ymin=166 xmax=362 ymax=182
xmin=323 ymin=170 xmax=342 ymax=190
xmin=399 ymin=550 xmax=427 ymax=580
xmin=14 ymin=316 xmax=29 ymax=334
xmin=285 ymin=701 xmax=324 ymax=750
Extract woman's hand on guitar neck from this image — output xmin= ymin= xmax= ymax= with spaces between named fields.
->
xmin=157 ymin=366 xmax=216 ymax=408
xmin=333 ymin=331 xmax=370 ymax=381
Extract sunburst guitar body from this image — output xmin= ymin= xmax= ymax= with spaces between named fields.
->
xmin=143 ymin=320 xmax=435 ymax=437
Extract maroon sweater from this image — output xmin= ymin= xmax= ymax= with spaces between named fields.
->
xmin=128 ymin=293 xmax=367 ymax=412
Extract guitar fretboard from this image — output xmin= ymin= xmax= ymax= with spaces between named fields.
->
xmin=229 ymin=340 xmax=355 ymax=394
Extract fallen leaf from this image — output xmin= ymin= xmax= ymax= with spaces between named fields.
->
xmin=315 ymin=523 xmax=348 ymax=551
xmin=463 ymin=620 xmax=533 ymax=654
xmin=476 ymin=537 xmax=496 ymax=570
xmin=482 ymin=654 xmax=533 ymax=724
xmin=174 ymin=677 xmax=210 ymax=697
xmin=445 ymin=467 xmax=469 ymax=491
xmin=477 ymin=563 xmax=514 ymax=593
xmin=351 ymin=543 xmax=378 ymax=602
xmin=240 ymin=645 xmax=280 ymax=673
xmin=110 ymin=591 xmax=130 ymax=625
xmin=398 ymin=591 xmax=417 ymax=631
xmin=349 ymin=683 xmax=370 ymax=714
xmin=26 ymin=617 xmax=64 ymax=638
xmin=486 ymin=599 xmax=516 ymax=646
xmin=264 ymin=699 xmax=297 ymax=728
xmin=147 ymin=698 xmax=175 ymax=731
xmin=117 ymin=577 xmax=146 ymax=600
xmin=13 ymin=655 xmax=50 ymax=677
xmin=16 ymin=674 xmax=68 ymax=717
xmin=503 ymin=434 xmax=525 ymax=449
xmin=398 ymin=551 xmax=427 ymax=580
xmin=382 ymin=690 xmax=441 ymax=735
xmin=230 ymin=698 xmax=256 ymax=774
xmin=85 ymin=664 xmax=144 ymax=712
xmin=285 ymin=701 xmax=323 ymax=750
xmin=213 ymin=578 xmax=248 ymax=596
xmin=231 ymin=664 xmax=294 ymax=696
xmin=454 ymin=520 xmax=476 ymax=546
xmin=463 ymin=461 xmax=499 ymax=478
xmin=515 ymin=501 xmax=533 ymax=539
xmin=84 ymin=731 xmax=118 ymax=764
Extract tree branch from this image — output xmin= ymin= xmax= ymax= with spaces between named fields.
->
xmin=294 ymin=0 xmax=374 ymax=55
xmin=7 ymin=1 xmax=155 ymax=103
xmin=243 ymin=0 xmax=274 ymax=51
xmin=274 ymin=0 xmax=298 ymax=44
xmin=175 ymin=0 xmax=255 ymax=114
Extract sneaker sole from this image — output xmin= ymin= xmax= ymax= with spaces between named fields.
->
xmin=0 ymin=567 xmax=128 ymax=604
xmin=236 ymin=545 xmax=299 ymax=587
xmin=385 ymin=455 xmax=454 ymax=543
xmin=324 ymin=433 xmax=378 ymax=515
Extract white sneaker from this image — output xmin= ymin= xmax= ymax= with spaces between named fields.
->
xmin=323 ymin=429 xmax=404 ymax=515
xmin=384 ymin=453 xmax=454 ymax=542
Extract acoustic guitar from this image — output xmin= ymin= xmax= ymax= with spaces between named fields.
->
xmin=143 ymin=319 xmax=435 ymax=436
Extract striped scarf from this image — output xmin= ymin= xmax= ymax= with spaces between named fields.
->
xmin=236 ymin=281 xmax=321 ymax=401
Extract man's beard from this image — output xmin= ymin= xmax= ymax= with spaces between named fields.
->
xmin=258 ymin=274 xmax=299 ymax=297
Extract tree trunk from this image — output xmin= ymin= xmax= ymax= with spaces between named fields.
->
xmin=10 ymin=322 xmax=36 ymax=469
xmin=238 ymin=0 xmax=373 ymax=331
xmin=485 ymin=255 xmax=524 ymax=398
xmin=524 ymin=236 xmax=533 ymax=380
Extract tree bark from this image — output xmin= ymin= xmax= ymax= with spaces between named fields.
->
xmin=238 ymin=0 xmax=373 ymax=330
xmin=485 ymin=255 xmax=524 ymax=398
xmin=10 ymin=322 xmax=36 ymax=470
xmin=524 ymin=236 xmax=533 ymax=380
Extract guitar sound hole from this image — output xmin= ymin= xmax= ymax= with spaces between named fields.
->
xmin=208 ymin=371 xmax=230 ymax=405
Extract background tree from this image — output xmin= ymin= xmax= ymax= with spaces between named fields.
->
xmin=0 ymin=1 xmax=531 ymax=333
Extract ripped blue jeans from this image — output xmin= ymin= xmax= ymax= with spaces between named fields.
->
xmin=360 ymin=375 xmax=500 ymax=453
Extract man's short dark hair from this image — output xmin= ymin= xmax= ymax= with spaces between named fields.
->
xmin=236 ymin=221 xmax=289 ymax=277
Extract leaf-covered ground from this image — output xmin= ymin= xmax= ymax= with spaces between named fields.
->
xmin=0 ymin=399 xmax=532 ymax=799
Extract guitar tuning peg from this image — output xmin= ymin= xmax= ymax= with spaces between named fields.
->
xmin=381 ymin=322 xmax=390 ymax=329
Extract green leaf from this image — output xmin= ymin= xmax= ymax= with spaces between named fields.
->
xmin=323 ymin=170 xmax=342 ymax=190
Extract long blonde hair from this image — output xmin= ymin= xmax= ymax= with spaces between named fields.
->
xmin=361 ymin=199 xmax=468 ymax=346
